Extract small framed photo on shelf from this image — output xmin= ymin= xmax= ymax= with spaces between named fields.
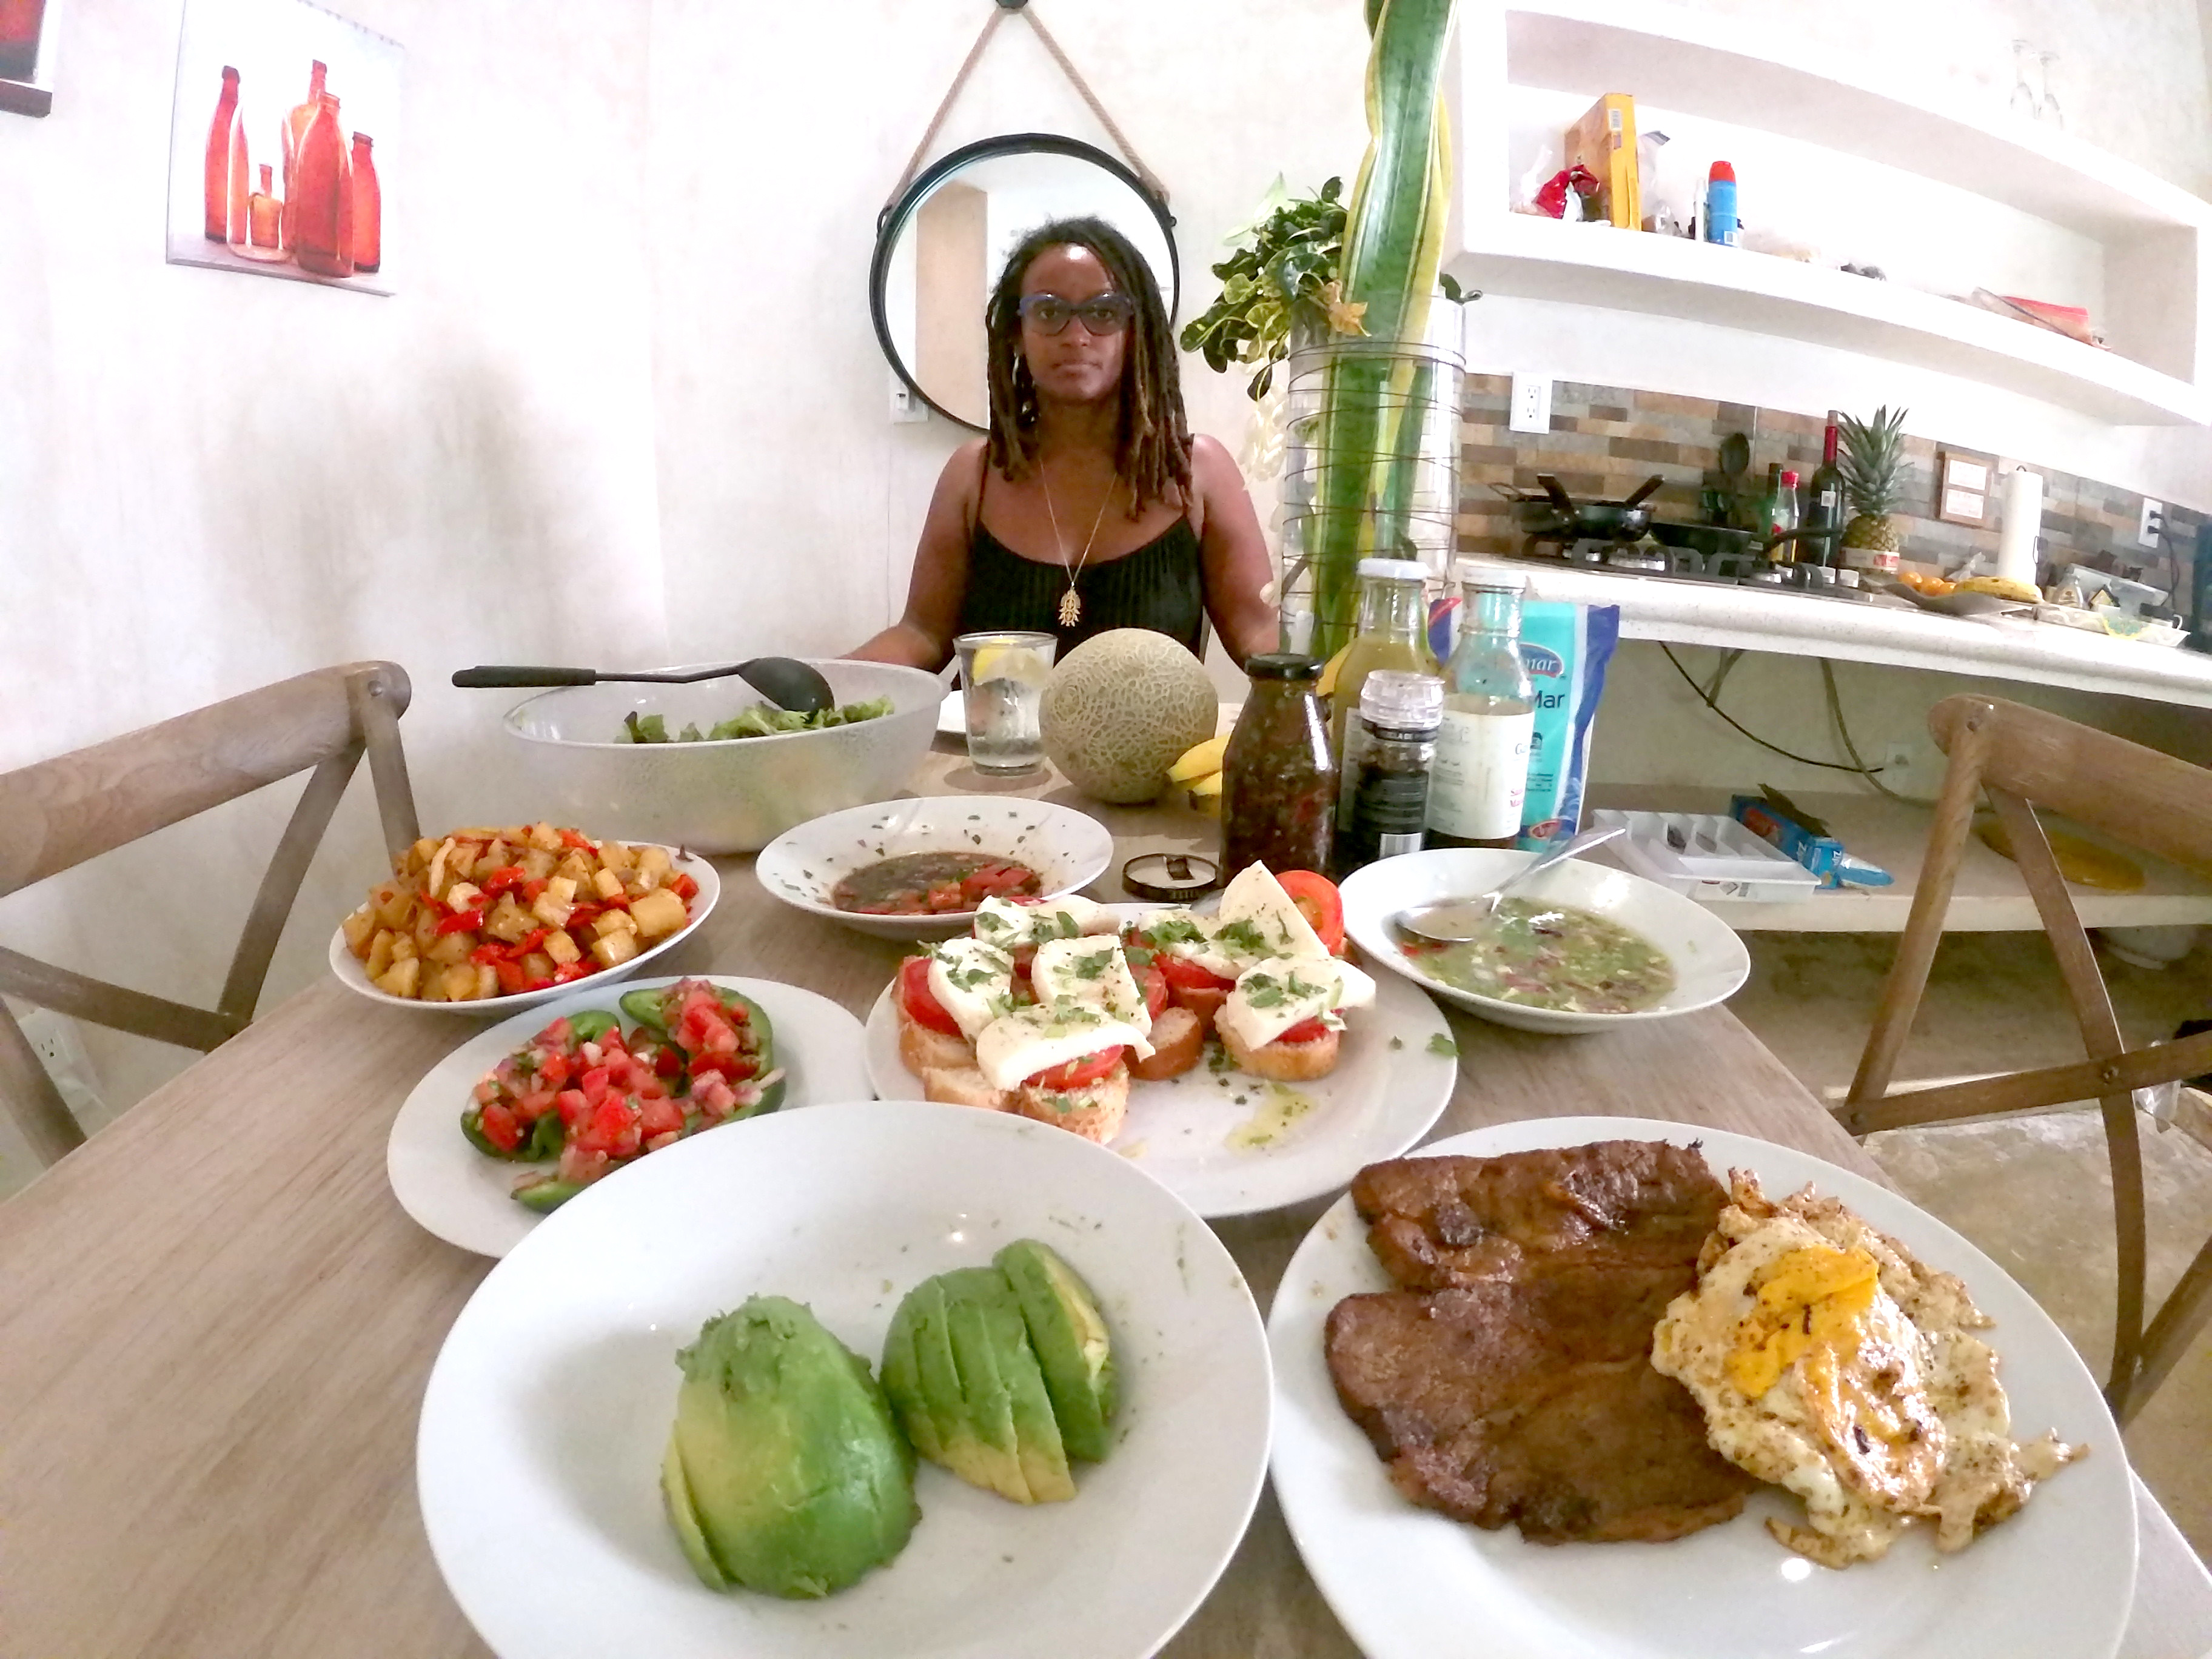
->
xmin=0 ymin=0 xmax=60 ymax=118
xmin=1935 ymin=447 xmax=1995 ymax=528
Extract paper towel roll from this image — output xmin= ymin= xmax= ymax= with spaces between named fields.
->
xmin=1998 ymin=467 xmax=2043 ymax=587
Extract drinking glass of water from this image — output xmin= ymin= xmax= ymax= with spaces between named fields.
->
xmin=954 ymin=631 xmax=1056 ymax=773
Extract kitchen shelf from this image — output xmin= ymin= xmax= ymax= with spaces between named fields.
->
xmin=1590 ymin=784 xmax=2212 ymax=932
xmin=1448 ymin=215 xmax=2209 ymax=426
xmin=1447 ymin=0 xmax=2212 ymax=426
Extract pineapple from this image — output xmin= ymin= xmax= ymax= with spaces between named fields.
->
xmin=1837 ymin=405 xmax=1909 ymax=567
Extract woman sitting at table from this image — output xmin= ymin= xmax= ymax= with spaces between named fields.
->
xmin=850 ymin=216 xmax=1278 ymax=671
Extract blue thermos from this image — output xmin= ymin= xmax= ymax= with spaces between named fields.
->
xmin=1705 ymin=161 xmax=1738 ymax=246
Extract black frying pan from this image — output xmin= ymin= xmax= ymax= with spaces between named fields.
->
xmin=1496 ymin=474 xmax=1664 ymax=543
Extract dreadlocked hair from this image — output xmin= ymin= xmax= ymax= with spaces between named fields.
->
xmin=984 ymin=215 xmax=1191 ymax=516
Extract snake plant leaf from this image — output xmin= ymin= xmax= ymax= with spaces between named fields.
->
xmin=1299 ymin=0 xmax=1459 ymax=657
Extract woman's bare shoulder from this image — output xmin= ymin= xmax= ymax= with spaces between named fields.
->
xmin=1189 ymin=432 xmax=1248 ymax=491
xmin=928 ymin=437 xmax=991 ymax=509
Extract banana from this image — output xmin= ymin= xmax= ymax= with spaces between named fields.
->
xmin=1187 ymin=770 xmax=1224 ymax=797
xmin=1958 ymin=575 xmax=2040 ymax=603
xmin=1169 ymin=734 xmax=1230 ymax=783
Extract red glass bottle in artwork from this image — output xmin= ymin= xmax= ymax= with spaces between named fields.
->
xmin=292 ymin=92 xmax=354 ymax=277
xmin=249 ymin=164 xmax=281 ymax=251
xmin=349 ymin=133 xmax=381 ymax=273
xmin=203 ymin=65 xmax=239 ymax=241
xmin=0 ymin=1 xmax=46 ymax=82
xmin=280 ymin=59 xmax=327 ymax=247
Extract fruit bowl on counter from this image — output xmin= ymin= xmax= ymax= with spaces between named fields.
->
xmin=500 ymin=660 xmax=942 ymax=855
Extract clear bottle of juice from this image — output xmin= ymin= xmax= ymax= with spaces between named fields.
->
xmin=1329 ymin=558 xmax=1440 ymax=760
xmin=1426 ymin=562 xmax=1535 ymax=849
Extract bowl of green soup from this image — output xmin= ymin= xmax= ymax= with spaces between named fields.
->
xmin=1338 ymin=848 xmax=1750 ymax=1034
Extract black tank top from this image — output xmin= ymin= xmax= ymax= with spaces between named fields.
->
xmin=956 ymin=468 xmax=1206 ymax=659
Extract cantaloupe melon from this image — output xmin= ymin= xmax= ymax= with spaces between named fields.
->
xmin=1039 ymin=630 xmax=1218 ymax=804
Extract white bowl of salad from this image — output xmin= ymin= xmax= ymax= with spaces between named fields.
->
xmin=501 ymin=660 xmax=942 ymax=856
xmin=1339 ymin=846 xmax=1749 ymax=1034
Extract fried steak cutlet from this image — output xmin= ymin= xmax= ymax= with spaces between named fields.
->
xmin=1326 ymin=1141 xmax=1757 ymax=1544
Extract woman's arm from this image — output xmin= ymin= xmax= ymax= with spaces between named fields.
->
xmin=848 ymin=441 xmax=985 ymax=670
xmin=1190 ymin=435 xmax=1279 ymax=669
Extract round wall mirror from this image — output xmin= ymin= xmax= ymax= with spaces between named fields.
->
xmin=872 ymin=133 xmax=1178 ymax=431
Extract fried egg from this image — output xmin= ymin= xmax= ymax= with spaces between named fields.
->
xmin=1651 ymin=1172 xmax=2082 ymax=1568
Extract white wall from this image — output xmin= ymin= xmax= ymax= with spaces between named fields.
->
xmin=0 ymin=0 xmax=669 ymax=1159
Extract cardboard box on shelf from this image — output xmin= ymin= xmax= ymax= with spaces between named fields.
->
xmin=1565 ymin=93 xmax=1640 ymax=230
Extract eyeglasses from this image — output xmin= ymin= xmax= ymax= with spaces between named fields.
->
xmin=1017 ymin=292 xmax=1136 ymax=336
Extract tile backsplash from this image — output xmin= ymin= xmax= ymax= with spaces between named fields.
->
xmin=1457 ymin=376 xmax=2204 ymax=616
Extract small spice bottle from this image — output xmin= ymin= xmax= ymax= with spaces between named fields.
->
xmin=1335 ymin=671 xmax=1443 ymax=878
xmin=1221 ymin=653 xmax=1335 ymax=877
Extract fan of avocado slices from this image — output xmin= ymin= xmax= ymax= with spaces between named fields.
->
xmin=878 ymin=1240 xmax=1119 ymax=1504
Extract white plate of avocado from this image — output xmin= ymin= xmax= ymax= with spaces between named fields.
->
xmin=417 ymin=1099 xmax=1273 ymax=1659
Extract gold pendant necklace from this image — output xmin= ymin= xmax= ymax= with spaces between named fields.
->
xmin=1041 ymin=469 xmax=1114 ymax=628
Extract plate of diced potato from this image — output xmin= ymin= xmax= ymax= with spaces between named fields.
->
xmin=330 ymin=823 xmax=719 ymax=1015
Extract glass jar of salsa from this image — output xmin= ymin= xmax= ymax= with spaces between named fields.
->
xmin=1221 ymin=652 xmax=1335 ymax=876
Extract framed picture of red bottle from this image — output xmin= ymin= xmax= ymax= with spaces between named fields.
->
xmin=164 ymin=0 xmax=398 ymax=294
xmin=0 ymin=0 xmax=59 ymax=118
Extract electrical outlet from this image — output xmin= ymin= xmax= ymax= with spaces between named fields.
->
xmin=14 ymin=1008 xmax=105 ymax=1118
xmin=1509 ymin=374 xmax=1552 ymax=434
xmin=2139 ymin=498 xmax=2165 ymax=548
xmin=889 ymin=374 xmax=928 ymax=425
xmin=1880 ymin=740 xmax=1916 ymax=779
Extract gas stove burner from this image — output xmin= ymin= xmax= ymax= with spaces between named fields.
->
xmin=1507 ymin=535 xmax=1873 ymax=601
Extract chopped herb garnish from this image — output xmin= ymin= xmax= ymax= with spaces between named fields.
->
xmin=1389 ymin=1035 xmax=1405 ymax=1050
xmin=1427 ymin=1033 xmax=1458 ymax=1057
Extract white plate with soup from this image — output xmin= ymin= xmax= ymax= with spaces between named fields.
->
xmin=756 ymin=797 xmax=1114 ymax=940
xmin=1338 ymin=848 xmax=1749 ymax=1034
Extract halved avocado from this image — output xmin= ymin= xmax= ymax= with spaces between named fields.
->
xmin=568 ymin=1008 xmax=622 ymax=1044
xmin=661 ymin=1432 xmax=732 ymax=1590
xmin=619 ymin=986 xmax=670 ymax=1030
xmin=994 ymin=1239 xmax=1117 ymax=1463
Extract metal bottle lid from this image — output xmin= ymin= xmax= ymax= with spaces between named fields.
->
xmin=1451 ymin=557 xmax=1526 ymax=592
xmin=1245 ymin=652 xmax=1321 ymax=680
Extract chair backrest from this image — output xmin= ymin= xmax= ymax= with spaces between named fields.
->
xmin=0 ymin=662 xmax=420 ymax=1168
xmin=1842 ymin=693 xmax=2212 ymax=1421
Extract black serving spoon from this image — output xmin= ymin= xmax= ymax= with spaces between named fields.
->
xmin=451 ymin=657 xmax=836 ymax=716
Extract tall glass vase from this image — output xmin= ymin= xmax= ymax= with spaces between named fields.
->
xmin=1276 ymin=329 xmax=1464 ymax=662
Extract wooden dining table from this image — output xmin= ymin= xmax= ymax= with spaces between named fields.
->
xmin=3 ymin=744 xmax=2207 ymax=1659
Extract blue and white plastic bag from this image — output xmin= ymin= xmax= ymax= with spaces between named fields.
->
xmin=1514 ymin=601 xmax=1619 ymax=848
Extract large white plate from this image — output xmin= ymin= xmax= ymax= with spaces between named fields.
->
xmin=1338 ymin=847 xmax=1749 ymax=1034
xmin=387 ymin=975 xmax=871 ymax=1257
xmin=862 ymin=906 xmax=1459 ymax=1217
xmin=1267 ymin=1116 xmax=2137 ymax=1659
xmin=417 ymin=1100 xmax=1273 ymax=1659
xmin=755 ymin=797 xmax=1114 ymax=941
xmin=330 ymin=845 xmax=720 ymax=1017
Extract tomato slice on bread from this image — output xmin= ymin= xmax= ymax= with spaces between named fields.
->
xmin=1157 ymin=954 xmax=1235 ymax=993
xmin=1276 ymin=1017 xmax=1331 ymax=1045
xmin=899 ymin=955 xmax=963 ymax=1036
xmin=1275 ymin=870 xmax=1346 ymax=955
xmin=1024 ymin=1046 xmax=1125 ymax=1092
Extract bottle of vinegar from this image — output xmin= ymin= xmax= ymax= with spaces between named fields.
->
xmin=1426 ymin=563 xmax=1535 ymax=849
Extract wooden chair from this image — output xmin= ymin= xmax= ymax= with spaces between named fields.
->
xmin=1840 ymin=694 xmax=2212 ymax=1423
xmin=0 ymin=663 xmax=420 ymax=1168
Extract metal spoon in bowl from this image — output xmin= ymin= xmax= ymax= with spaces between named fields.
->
xmin=451 ymin=656 xmax=836 ymax=716
xmin=1393 ymin=825 xmax=1626 ymax=943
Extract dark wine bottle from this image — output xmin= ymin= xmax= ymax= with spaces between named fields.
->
xmin=1806 ymin=410 xmax=1846 ymax=568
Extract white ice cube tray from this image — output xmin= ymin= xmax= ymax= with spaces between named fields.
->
xmin=1590 ymin=809 xmax=1819 ymax=903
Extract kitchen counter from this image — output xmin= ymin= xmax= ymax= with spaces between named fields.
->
xmin=1476 ymin=558 xmax=2212 ymax=711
